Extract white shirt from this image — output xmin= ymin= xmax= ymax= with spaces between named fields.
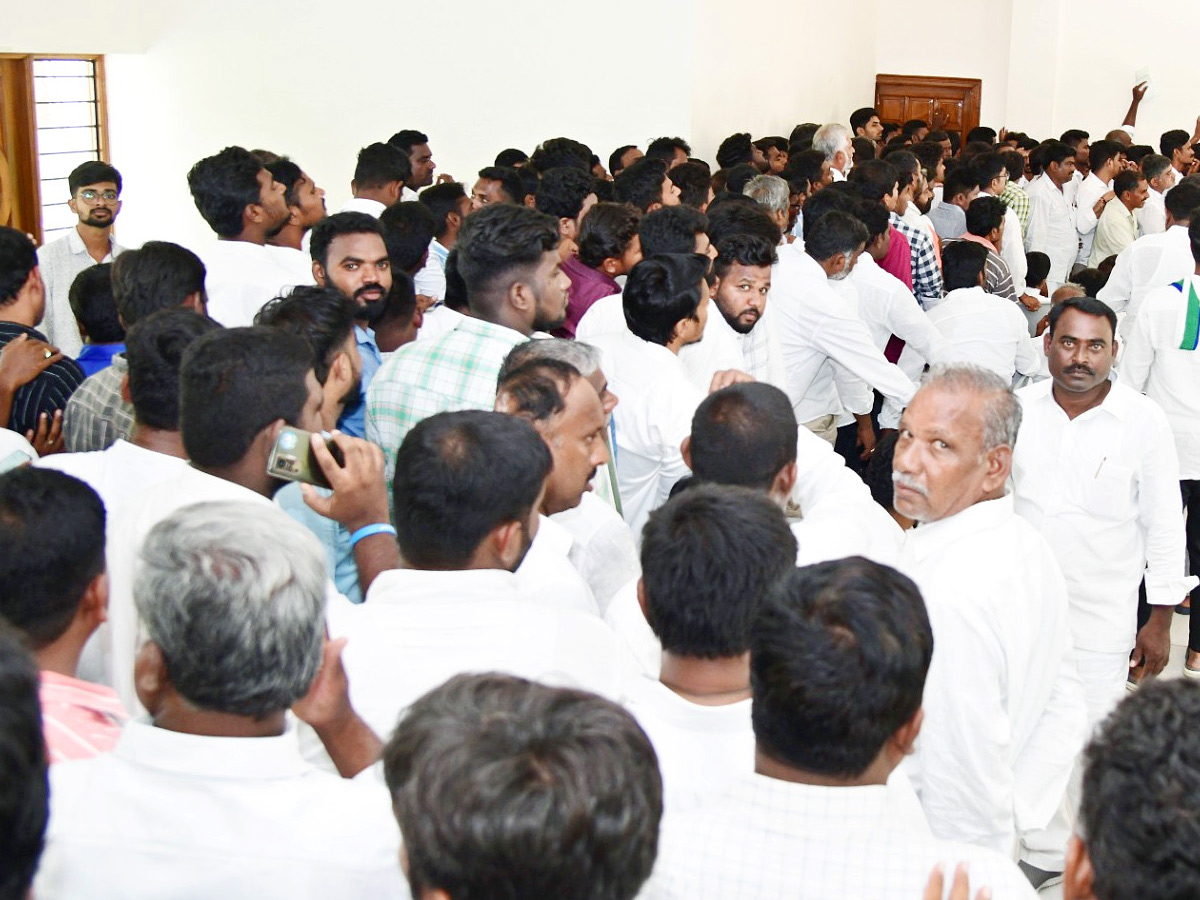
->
xmin=191 ymin=240 xmax=302 ymax=328
xmin=264 ymin=244 xmax=316 ymax=287
xmin=791 ymin=495 xmax=903 ymax=568
xmin=514 ymin=513 xmax=599 ymax=616
xmin=327 ymin=567 xmax=630 ymax=737
xmin=1074 ymin=171 xmax=1112 ymax=265
xmin=773 ymin=243 xmax=915 ymax=423
xmin=924 ymin=286 xmax=1043 ymax=381
xmin=1097 ymin=225 xmax=1193 ymax=338
xmin=35 ymin=721 xmax=405 ymax=900
xmin=35 ymin=439 xmax=188 ymax=516
xmin=902 ymin=496 xmax=1086 ymax=854
xmin=412 ymin=238 xmax=446 ymax=301
xmin=1013 ymin=379 xmax=1197 ymax=652
xmin=401 ymin=186 xmax=419 ymax=203
xmin=590 ymin=329 xmax=701 ymax=538
xmin=995 ymin=200 xmax=1030 ymax=294
xmin=1024 ymin=174 xmax=1078 ymax=289
xmin=1137 ymin=185 xmax=1167 ymax=236
xmin=338 ymin=197 xmax=387 ymax=218
xmin=575 ymin=291 xmax=626 ymax=342
xmin=36 ymin=227 xmax=124 ymax=358
xmin=1120 ymin=274 xmax=1200 ymax=478
xmin=411 ymin=302 xmax=464 ymax=344
xmin=642 ymin=773 xmax=1037 ymax=900
xmin=551 ymin=491 xmax=640 ymax=615
xmin=0 ymin=429 xmax=36 ymax=471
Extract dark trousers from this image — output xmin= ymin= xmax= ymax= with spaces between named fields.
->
xmin=1138 ymin=480 xmax=1200 ymax=652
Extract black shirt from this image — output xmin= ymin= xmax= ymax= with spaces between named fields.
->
xmin=0 ymin=321 xmax=86 ymax=436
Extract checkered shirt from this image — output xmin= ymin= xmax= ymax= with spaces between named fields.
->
xmin=890 ymin=213 xmax=943 ymax=307
xmin=1000 ymin=181 xmax=1032 ymax=235
xmin=63 ymin=355 xmax=133 ymax=452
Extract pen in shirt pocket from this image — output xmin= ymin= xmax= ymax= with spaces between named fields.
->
xmin=1094 ymin=457 xmax=1107 ymax=478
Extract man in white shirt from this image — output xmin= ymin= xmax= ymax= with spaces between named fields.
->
xmin=1012 ymin=297 xmax=1196 ymax=726
xmin=328 ymin=410 xmax=629 ymax=738
xmin=894 ymin=364 xmax=1086 ymax=875
xmin=1024 ymin=141 xmax=1079 ymax=290
xmin=387 ymin=128 xmax=438 ymax=202
xmin=624 ymin=484 xmax=795 ymax=814
xmin=974 ymin=152 xmax=1039 ymax=303
xmin=812 ymin=122 xmax=854 ymax=181
xmin=776 ymin=204 xmax=916 ymax=445
xmin=36 ymin=160 xmax=125 ymax=356
xmin=185 ymin=146 xmax=302 ymax=327
xmin=1161 ymin=128 xmax=1198 ymax=185
xmin=258 ymin=153 xmax=326 ymax=284
xmin=1090 ymin=170 xmax=1147 ymax=266
xmin=38 ymin=309 xmax=217 ymax=514
xmin=339 ymin=142 xmax=409 ymax=217
xmin=35 ymin=501 xmax=405 ymax=900
xmin=1136 ymin=153 xmax=1176 ymax=236
xmin=414 ymin=181 xmax=471 ymax=303
xmin=1120 ymin=228 xmax=1200 ymax=676
xmin=1098 ymin=181 xmax=1200 ymax=338
xmin=643 ymin=557 xmax=1037 ymax=900
xmin=1074 ymin=140 xmax=1124 ymax=266
xmin=383 ymin=673 xmax=661 ymax=900
xmin=927 ymin=241 xmax=1043 ymax=382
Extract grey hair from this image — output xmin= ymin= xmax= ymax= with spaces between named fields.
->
xmin=500 ymin=338 xmax=602 ymax=379
xmin=134 ymin=500 xmax=327 ymax=717
xmin=920 ymin=363 xmax=1022 ymax=450
xmin=812 ymin=123 xmax=851 ymax=162
xmin=743 ymin=175 xmax=790 ymax=214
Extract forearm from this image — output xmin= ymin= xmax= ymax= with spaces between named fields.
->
xmin=313 ymin=711 xmax=383 ymax=778
xmin=352 ymin=530 xmax=401 ymax=596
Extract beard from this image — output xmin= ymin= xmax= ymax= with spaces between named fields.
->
xmin=532 ymin=288 xmax=569 ymax=332
xmin=82 ymin=211 xmax=114 ymax=228
xmin=719 ymin=303 xmax=760 ymax=335
xmin=353 ymin=284 xmax=388 ymax=324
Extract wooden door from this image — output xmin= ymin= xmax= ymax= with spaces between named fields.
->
xmin=0 ymin=56 xmax=42 ymax=242
xmin=874 ymin=74 xmax=982 ymax=147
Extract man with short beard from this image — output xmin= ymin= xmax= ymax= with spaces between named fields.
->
xmin=310 ymin=212 xmax=391 ymax=439
xmin=37 ymin=161 xmax=126 ymax=357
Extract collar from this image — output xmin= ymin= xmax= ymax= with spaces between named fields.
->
xmin=904 ymin=494 xmax=1015 ymax=563
xmin=563 ymin=254 xmax=619 ymax=290
xmin=943 ymin=285 xmax=991 ymax=302
xmin=455 ymin=315 xmax=527 ymax=343
xmin=114 ymin=719 xmax=310 ymax=779
xmin=1024 ymin=375 xmax=1131 ymax=422
xmin=40 ymin=670 xmax=127 ymax=718
xmin=734 ymin=770 xmax=892 ymax=819
xmin=958 ymin=232 xmax=997 ymax=253
xmin=354 ymin=324 xmax=377 ymax=346
xmin=1085 ymin=171 xmax=1111 ymax=190
xmin=366 ymin=567 xmax=522 ymax=602
xmin=66 ymin=226 xmax=115 ymax=257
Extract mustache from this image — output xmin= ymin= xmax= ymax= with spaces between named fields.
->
xmin=353 ymin=283 xmax=385 ymax=301
xmin=1064 ymin=364 xmax=1094 ymax=376
xmin=892 ymin=471 xmax=927 ymax=497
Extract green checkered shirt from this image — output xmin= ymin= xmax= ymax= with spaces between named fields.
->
xmin=999 ymin=181 xmax=1031 ymax=236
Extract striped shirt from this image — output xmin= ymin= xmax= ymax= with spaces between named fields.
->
xmin=0 ymin=322 xmax=86 ymax=435
xmin=62 ymin=354 xmax=133 ymax=452
xmin=39 ymin=670 xmax=128 ymax=763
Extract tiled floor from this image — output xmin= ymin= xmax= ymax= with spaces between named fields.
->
xmin=1036 ymin=607 xmax=1193 ymax=899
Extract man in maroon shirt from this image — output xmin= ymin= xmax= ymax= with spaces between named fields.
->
xmin=556 ymin=203 xmax=642 ymax=337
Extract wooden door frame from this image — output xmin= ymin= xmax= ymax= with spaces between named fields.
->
xmin=874 ymin=74 xmax=982 ymax=144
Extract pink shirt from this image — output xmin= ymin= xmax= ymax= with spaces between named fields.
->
xmin=39 ymin=670 xmax=128 ymax=763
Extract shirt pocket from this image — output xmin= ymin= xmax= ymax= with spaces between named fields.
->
xmin=1069 ymin=459 xmax=1135 ymax=521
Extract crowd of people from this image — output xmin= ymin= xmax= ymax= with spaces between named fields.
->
xmin=2 ymin=85 xmax=1200 ymax=899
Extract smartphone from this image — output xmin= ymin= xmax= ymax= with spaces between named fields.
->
xmin=266 ymin=426 xmax=343 ymax=489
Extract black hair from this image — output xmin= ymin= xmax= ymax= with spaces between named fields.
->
xmin=800 ymin=187 xmax=860 ymax=243
xmin=67 ymin=263 xmax=123 ymax=344
xmin=856 ymin=199 xmax=891 ymax=245
xmin=911 ymin=142 xmax=945 ymax=178
xmin=68 ymin=160 xmax=122 ymax=196
xmin=1047 ymin=296 xmax=1117 ymax=338
xmin=1025 ymin=251 xmax=1051 ymax=287
xmin=614 ymin=158 xmax=671 ymax=213
xmin=125 ymin=308 xmax=221 ymax=431
xmin=1088 ymin=140 xmax=1124 ymax=174
xmin=380 ymin=202 xmax=438 ymax=273
xmin=1125 ymin=144 xmax=1154 ymax=164
xmin=1060 ymin=129 xmax=1090 ymax=149
xmin=308 ymin=211 xmax=384 ymax=269
xmin=110 ymin=241 xmax=207 ymax=326
xmin=751 ymin=557 xmax=933 ymax=777
xmin=850 ymin=108 xmax=879 ymax=133
xmin=623 ymin=254 xmax=708 ymax=346
xmin=0 ymin=227 xmax=36 ymax=307
xmin=966 ymin=126 xmax=996 ymax=145
xmin=255 ymin=286 xmax=356 ymax=385
xmin=535 ymin=167 xmax=598 ymax=221
xmin=689 ymin=382 xmax=797 ymax=490
xmin=259 ymin=155 xmax=305 ymax=207
xmin=851 ymin=137 xmax=876 ymax=165
xmin=354 ymin=142 xmax=410 ymax=190
xmin=0 ymin=468 xmax=105 ymax=648
xmin=723 ymin=164 xmax=758 ymax=196
xmin=1041 ymin=140 xmax=1075 ymax=169
xmin=805 ymin=209 xmax=869 ymax=262
xmin=712 ymin=232 xmax=777 ymax=279
xmin=641 ymin=484 xmax=796 ymax=657
xmin=1074 ymin=267 xmax=1109 ymax=296
xmin=1165 ymin=182 xmax=1200 ymax=222
xmin=516 ymin=166 xmax=540 ymax=205
xmin=384 ymin=673 xmax=662 ymax=900
xmin=1000 ymin=150 xmax=1027 ymax=185
xmin=418 ymin=182 xmax=468 ymax=240
xmin=576 ymin=202 xmax=640 ymax=270
xmin=495 ymin=358 xmax=580 ymax=423
xmin=716 ymin=133 xmax=754 ymax=169
xmin=1161 ymin=129 xmax=1191 ymax=160
xmin=941 ymin=165 xmax=979 ymax=201
xmin=455 ymin=204 xmax=559 ymax=312
xmin=668 ymin=161 xmax=712 ymax=209
xmin=393 ymin=410 xmax=551 ymax=567
xmin=646 ymin=136 xmax=692 ymax=162
xmin=476 ymin=166 xmax=525 ymax=205
xmin=1113 ymin=169 xmax=1144 ymax=198
xmin=847 ymin=158 xmax=899 ymax=204
xmin=902 ymin=119 xmax=928 ymax=137
xmin=443 ymin=249 xmax=469 ymax=314
xmin=0 ymin=623 xmax=46 ymax=900
xmin=971 ymin=151 xmax=1007 ymax=189
xmin=637 ymin=205 xmax=707 ymax=257
xmin=527 ymin=137 xmax=593 ymax=174
xmin=607 ymin=145 xmax=638 ymax=176
xmin=186 ymin=146 xmax=264 ymax=238
xmin=494 ymin=148 xmax=529 ymax=168
xmin=387 ymin=129 xmax=429 ymax=155
xmin=942 ymin=240 xmax=989 ymax=291
xmin=179 ymin=327 xmax=313 ymax=468
xmin=965 ymin=195 xmax=1006 ymax=238
xmin=705 ymin=200 xmax=781 ymax=247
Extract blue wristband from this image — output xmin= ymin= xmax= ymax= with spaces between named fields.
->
xmin=350 ymin=523 xmax=396 ymax=547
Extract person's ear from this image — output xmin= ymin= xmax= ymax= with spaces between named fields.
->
xmin=490 ymin=518 xmax=526 ymax=570
xmin=600 ymin=256 xmax=623 ymax=277
xmin=646 ymin=202 xmax=663 ymax=214
xmin=773 ymin=460 xmax=798 ymax=499
xmin=886 ymin=707 xmax=923 ymax=759
xmin=80 ymin=570 xmax=109 ymax=628
xmin=76 ymin=319 xmax=90 ymax=343
xmin=982 ymin=444 xmax=1012 ymax=491
xmin=1063 ymin=834 xmax=1096 ymax=900
xmin=134 ymin=641 xmax=170 ymax=715
xmin=636 ymin=577 xmax=651 ymax=624
xmin=257 ymin=419 xmax=287 ymax=460
xmin=507 ymin=279 xmax=535 ymax=316
xmin=287 ymin=204 xmax=303 ymax=227
xmin=1043 ymin=328 xmax=1053 ymax=356
xmin=183 ymin=290 xmax=207 ymax=316
xmin=559 ymin=218 xmax=577 ymax=242
xmin=68 ymin=196 xmax=79 ymax=216
xmin=119 ymin=373 xmax=132 ymax=404
xmin=680 ymin=434 xmax=693 ymax=469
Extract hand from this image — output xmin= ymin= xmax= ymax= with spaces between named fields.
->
xmin=856 ymin=417 xmax=877 ymax=461
xmin=435 ymin=173 xmax=455 ymax=185
xmin=415 ymin=293 xmax=437 ymax=314
xmin=708 ymin=369 xmax=755 ymax=393
xmin=1035 ymin=314 xmax=1050 ymax=336
xmin=300 ymin=431 xmax=391 ymax=532
xmin=1019 ymin=293 xmax=1043 ymax=311
xmin=930 ymin=108 xmax=950 ymax=130
xmin=0 ymin=334 xmax=62 ymax=393
xmin=924 ymin=862 xmax=990 ymax=900
xmin=1132 ymin=81 xmax=1147 ymax=102
xmin=1130 ymin=607 xmax=1173 ymax=679
xmin=998 ymin=127 xmax=1008 ymax=144
xmin=292 ymin=636 xmax=354 ymax=731
xmin=26 ymin=410 xmax=64 ymax=456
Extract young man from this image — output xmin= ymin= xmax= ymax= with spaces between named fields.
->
xmin=415 ymin=181 xmax=472 ymax=303
xmin=388 ymin=128 xmax=438 ymax=200
xmin=558 ymin=202 xmax=641 ymax=337
xmin=927 ymin=165 xmax=979 ymax=240
xmin=1074 ymin=140 xmax=1125 ymax=266
xmin=257 ymin=153 xmax=327 ymax=282
xmin=67 ymin=264 xmax=124 ymax=377
xmin=1024 ymin=141 xmax=1080 ymax=290
xmin=37 ymin=160 xmax=125 ymax=357
xmin=340 ymin=142 xmax=410 ymax=216
xmin=614 ymin=158 xmax=681 ymax=213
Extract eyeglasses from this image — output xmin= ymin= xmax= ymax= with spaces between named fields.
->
xmin=78 ymin=189 xmax=119 ymax=203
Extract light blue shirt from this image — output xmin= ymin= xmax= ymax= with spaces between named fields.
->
xmin=275 ymin=483 xmax=361 ymax=603
xmin=337 ymin=325 xmax=382 ymax=438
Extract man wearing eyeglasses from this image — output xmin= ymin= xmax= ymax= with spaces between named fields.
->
xmin=36 ymin=161 xmax=125 ymax=358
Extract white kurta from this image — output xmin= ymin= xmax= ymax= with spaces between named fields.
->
xmin=1024 ymin=174 xmax=1079 ymax=290
xmin=924 ymin=286 xmax=1044 ymax=382
xmin=550 ymin=490 xmax=640 ymax=615
xmin=1097 ymin=225 xmax=1193 ymax=338
xmin=514 ymin=513 xmax=599 ymax=616
xmin=190 ymin=240 xmax=305 ymax=328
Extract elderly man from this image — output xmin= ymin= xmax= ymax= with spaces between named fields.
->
xmin=34 ymin=502 xmax=406 ymax=899
xmin=812 ymin=123 xmax=854 ymax=182
xmin=895 ymin=364 xmax=1086 ymax=878
xmin=1014 ymin=297 xmax=1196 ymax=726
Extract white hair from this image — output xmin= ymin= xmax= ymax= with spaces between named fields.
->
xmin=501 ymin=338 xmax=602 ymax=378
xmin=134 ymin=500 xmax=327 ymax=717
xmin=920 ymin=363 xmax=1022 ymax=450
xmin=812 ymin=123 xmax=851 ymax=162
xmin=743 ymin=175 xmax=790 ymax=214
